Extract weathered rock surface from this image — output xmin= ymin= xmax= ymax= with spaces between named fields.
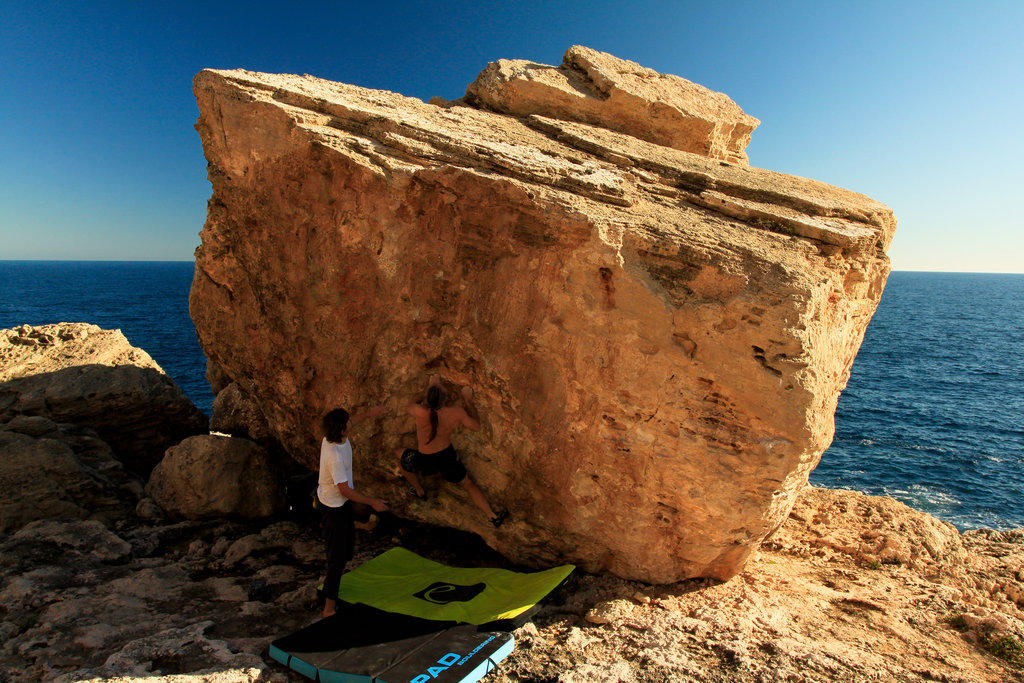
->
xmin=464 ymin=45 xmax=761 ymax=164
xmin=491 ymin=488 xmax=1024 ymax=683
xmin=191 ymin=48 xmax=896 ymax=583
xmin=0 ymin=516 xmax=317 ymax=683
xmin=209 ymin=382 xmax=273 ymax=442
xmin=0 ymin=488 xmax=1021 ymax=682
xmin=0 ymin=416 xmax=142 ymax=532
xmin=1 ymin=324 xmax=208 ymax=475
xmin=146 ymin=434 xmax=285 ymax=519
xmin=0 ymin=323 xmax=208 ymax=533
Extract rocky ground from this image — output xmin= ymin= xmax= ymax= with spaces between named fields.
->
xmin=1 ymin=486 xmax=1022 ymax=683
xmin=493 ymin=488 xmax=1024 ymax=683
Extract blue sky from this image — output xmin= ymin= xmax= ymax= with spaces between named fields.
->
xmin=2 ymin=1 xmax=1022 ymax=272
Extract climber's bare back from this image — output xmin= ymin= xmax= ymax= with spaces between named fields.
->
xmin=407 ymin=403 xmax=479 ymax=454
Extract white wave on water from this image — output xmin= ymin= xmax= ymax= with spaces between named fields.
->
xmin=883 ymin=483 xmax=961 ymax=509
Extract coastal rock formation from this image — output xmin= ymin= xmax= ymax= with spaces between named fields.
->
xmin=0 ymin=323 xmax=207 ymax=533
xmin=146 ymin=434 xmax=285 ymax=519
xmin=191 ymin=47 xmax=896 ymax=583
xmin=0 ymin=487 xmax=1021 ymax=682
xmin=463 ymin=45 xmax=760 ymax=165
xmin=0 ymin=416 xmax=142 ymax=533
xmin=493 ymin=488 xmax=1024 ymax=683
xmin=0 ymin=324 xmax=208 ymax=476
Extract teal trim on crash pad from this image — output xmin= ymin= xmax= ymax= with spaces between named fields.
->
xmin=270 ymin=604 xmax=517 ymax=683
xmin=318 ymin=669 xmax=373 ymax=683
xmin=288 ymin=655 xmax=317 ymax=680
xmin=268 ymin=644 xmax=289 ymax=668
xmin=460 ymin=636 xmax=516 ymax=683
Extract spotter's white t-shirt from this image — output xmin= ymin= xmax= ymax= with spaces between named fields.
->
xmin=317 ymin=437 xmax=353 ymax=508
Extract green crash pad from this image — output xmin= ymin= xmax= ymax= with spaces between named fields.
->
xmin=277 ymin=549 xmax=573 ymax=682
xmin=334 ymin=547 xmax=575 ymax=625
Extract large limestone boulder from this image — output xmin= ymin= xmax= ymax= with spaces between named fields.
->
xmin=464 ymin=46 xmax=760 ymax=164
xmin=146 ymin=434 xmax=285 ymax=519
xmin=0 ymin=324 xmax=208 ymax=475
xmin=190 ymin=47 xmax=895 ymax=582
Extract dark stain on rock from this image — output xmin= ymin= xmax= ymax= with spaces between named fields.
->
xmin=599 ymin=267 xmax=615 ymax=308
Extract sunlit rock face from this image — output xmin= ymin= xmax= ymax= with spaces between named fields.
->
xmin=463 ymin=45 xmax=761 ymax=165
xmin=190 ymin=46 xmax=895 ymax=583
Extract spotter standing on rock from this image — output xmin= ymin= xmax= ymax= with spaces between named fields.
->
xmin=317 ymin=405 xmax=388 ymax=618
xmin=397 ymin=374 xmax=507 ymax=527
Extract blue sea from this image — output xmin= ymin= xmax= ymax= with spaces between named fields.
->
xmin=810 ymin=271 xmax=1024 ymax=531
xmin=2 ymin=263 xmax=1022 ymax=531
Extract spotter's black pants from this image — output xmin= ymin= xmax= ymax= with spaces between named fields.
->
xmin=321 ymin=501 xmax=354 ymax=602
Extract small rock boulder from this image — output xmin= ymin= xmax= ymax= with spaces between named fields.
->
xmin=209 ymin=382 xmax=272 ymax=442
xmin=146 ymin=435 xmax=285 ymax=519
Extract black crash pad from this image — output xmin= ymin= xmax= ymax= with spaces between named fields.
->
xmin=269 ymin=602 xmax=514 ymax=683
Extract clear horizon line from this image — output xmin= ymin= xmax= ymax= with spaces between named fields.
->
xmin=1 ymin=259 xmax=1022 ymax=276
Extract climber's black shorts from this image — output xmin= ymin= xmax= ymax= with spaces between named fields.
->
xmin=400 ymin=444 xmax=467 ymax=483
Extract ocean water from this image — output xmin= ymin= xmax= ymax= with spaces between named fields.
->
xmin=2 ymin=263 xmax=1022 ymax=530
xmin=811 ymin=271 xmax=1024 ymax=530
xmin=0 ymin=261 xmax=214 ymax=415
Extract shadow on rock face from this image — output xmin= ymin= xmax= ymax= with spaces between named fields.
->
xmin=0 ymin=363 xmax=208 ymax=478
xmin=0 ymin=417 xmax=145 ymax=533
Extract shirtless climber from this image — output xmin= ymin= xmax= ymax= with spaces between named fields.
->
xmin=396 ymin=374 xmax=507 ymax=527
